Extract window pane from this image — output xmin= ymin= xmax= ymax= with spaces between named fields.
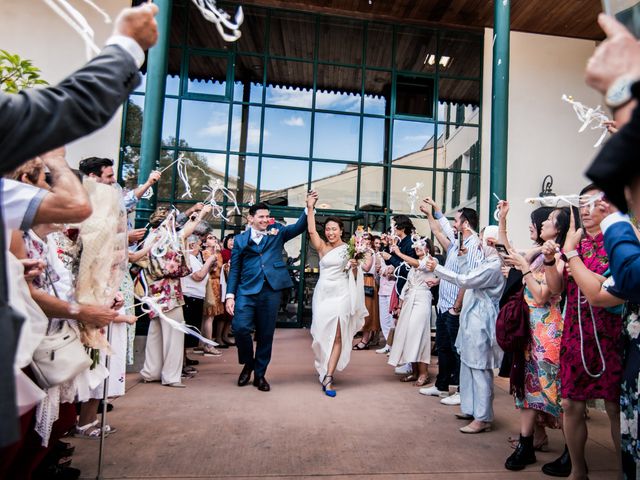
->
xmin=392 ymin=120 xmax=435 ymax=167
xmin=269 ymin=11 xmax=315 ymax=59
xmin=156 ymin=150 xmax=180 ymax=201
xmin=316 ymin=65 xmax=362 ymax=113
xmin=436 ymin=125 xmax=479 ymax=170
xmin=227 ymin=155 xmax=259 ymax=204
xmin=234 ymin=55 xmax=264 ymax=103
xmin=395 ymin=27 xmax=437 ymax=74
xmin=237 ymin=7 xmax=267 ymax=53
xmin=390 ymin=168 xmax=435 ymax=214
xmin=364 ymin=70 xmax=391 ymax=115
xmin=230 ymin=105 xmax=262 ymax=154
xmin=361 ymin=117 xmax=387 ymax=164
xmin=120 ymin=146 xmax=141 ymax=192
xmin=313 ymin=113 xmax=359 ymax=162
xmin=359 ymin=165 xmax=385 ymax=209
xmin=395 ymin=74 xmax=435 ymax=117
xmin=318 ymin=17 xmax=363 ymax=65
xmin=265 ymin=59 xmax=313 ymax=108
xmin=366 ymin=23 xmax=392 ymax=68
xmin=166 ymin=48 xmax=182 ymax=95
xmin=179 ymin=101 xmax=230 ymax=151
xmin=260 ymin=158 xmax=308 ymax=207
xmin=186 ymin=54 xmax=227 ymax=96
xmin=438 ymin=79 xmax=480 ymax=120
xmin=439 ymin=30 xmax=482 ymax=78
xmin=262 ymin=108 xmax=311 ymax=157
xmin=124 ymin=97 xmax=178 ymax=147
xmin=311 ymin=162 xmax=358 ymax=211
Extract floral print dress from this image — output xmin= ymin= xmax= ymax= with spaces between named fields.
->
xmin=515 ymin=257 xmax=564 ymax=428
xmin=621 ymin=304 xmax=640 ymax=480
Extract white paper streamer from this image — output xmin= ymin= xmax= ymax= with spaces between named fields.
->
xmin=42 ymin=0 xmax=110 ymax=60
xmin=202 ymin=178 xmax=241 ymax=220
xmin=191 ymin=0 xmax=244 ymax=42
xmin=402 ymin=182 xmax=424 ymax=214
xmin=525 ymin=191 xmax=604 ymax=214
xmin=562 ymin=94 xmax=610 ymax=148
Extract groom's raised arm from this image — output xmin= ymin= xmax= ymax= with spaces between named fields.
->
xmin=281 ymin=210 xmax=308 ymax=242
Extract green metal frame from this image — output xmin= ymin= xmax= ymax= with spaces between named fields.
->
xmin=120 ymin=1 xmax=485 ymax=326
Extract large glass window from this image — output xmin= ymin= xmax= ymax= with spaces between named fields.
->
xmin=311 ymin=162 xmax=358 ymax=211
xmin=262 ymin=108 xmax=311 ymax=157
xmin=179 ymin=100 xmax=230 ymax=151
xmin=313 ymin=113 xmax=359 ymax=162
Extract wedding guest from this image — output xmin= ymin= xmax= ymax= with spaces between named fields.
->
xmin=425 ymin=226 xmax=506 ymax=434
xmin=140 ymin=205 xmax=211 ymax=387
xmin=419 ymin=198 xmax=483 ymax=406
xmin=387 ymin=237 xmax=435 ymax=386
xmin=355 ymin=233 xmax=380 ymax=350
xmin=541 ymin=187 xmax=624 ymax=478
xmin=375 ymin=238 xmax=396 ymax=355
xmin=502 ymin=207 xmax=570 ymax=471
xmin=201 ymin=233 xmax=225 ymax=355
xmin=181 ymin=235 xmax=217 ymax=368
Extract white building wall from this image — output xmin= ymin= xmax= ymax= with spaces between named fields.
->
xmin=480 ymin=29 xmax=602 ymax=247
xmin=0 ymin=0 xmax=130 ymax=168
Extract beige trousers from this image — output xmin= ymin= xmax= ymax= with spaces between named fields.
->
xmin=140 ymin=306 xmax=185 ymax=385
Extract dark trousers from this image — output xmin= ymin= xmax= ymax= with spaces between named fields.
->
xmin=232 ymin=283 xmax=281 ymax=377
xmin=182 ymin=296 xmax=204 ymax=349
xmin=435 ymin=310 xmax=461 ymax=391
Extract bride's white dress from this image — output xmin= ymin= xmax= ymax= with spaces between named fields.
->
xmin=311 ymin=244 xmax=368 ymax=381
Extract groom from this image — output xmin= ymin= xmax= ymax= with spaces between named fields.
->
xmin=225 ymin=198 xmax=311 ymax=391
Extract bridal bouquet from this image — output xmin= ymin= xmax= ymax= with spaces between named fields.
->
xmin=344 ymin=226 xmax=369 ymax=270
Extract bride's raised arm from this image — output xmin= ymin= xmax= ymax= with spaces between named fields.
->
xmin=306 ymin=190 xmax=325 ymax=253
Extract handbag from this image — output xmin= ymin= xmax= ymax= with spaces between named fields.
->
xmin=30 ymin=270 xmax=92 ymax=389
xmin=363 ymin=285 xmax=375 ymax=297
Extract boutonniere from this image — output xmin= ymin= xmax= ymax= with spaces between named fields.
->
xmin=267 ymin=227 xmax=279 ymax=236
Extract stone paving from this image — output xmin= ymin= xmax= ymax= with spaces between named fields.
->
xmin=70 ymin=329 xmax=619 ymax=479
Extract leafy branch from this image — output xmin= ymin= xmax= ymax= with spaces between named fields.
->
xmin=0 ymin=49 xmax=48 ymax=94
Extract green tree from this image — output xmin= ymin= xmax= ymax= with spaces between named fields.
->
xmin=0 ymin=50 xmax=48 ymax=93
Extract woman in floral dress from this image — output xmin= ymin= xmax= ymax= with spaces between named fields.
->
xmin=504 ymin=208 xmax=571 ymax=471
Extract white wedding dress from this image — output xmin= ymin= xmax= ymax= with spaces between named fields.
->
xmin=311 ymin=244 xmax=368 ymax=381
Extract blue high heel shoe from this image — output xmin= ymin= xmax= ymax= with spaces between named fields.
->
xmin=321 ymin=375 xmax=336 ymax=397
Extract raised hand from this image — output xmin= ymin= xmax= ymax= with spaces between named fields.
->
xmin=541 ymin=240 xmax=559 ymax=261
xmin=504 ymin=249 xmax=529 ymax=272
xmin=563 ymin=207 xmax=584 ymax=253
xmin=113 ymin=3 xmax=160 ymax=51
xmin=423 ymin=196 xmax=439 ymax=213
xmin=306 ymin=190 xmax=318 ymax=209
xmin=147 ymin=170 xmax=161 ymax=185
xmin=424 ymin=256 xmax=438 ymax=272
xmin=497 ymin=200 xmax=510 ymax=221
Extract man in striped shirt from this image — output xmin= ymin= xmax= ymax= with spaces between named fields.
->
xmin=419 ymin=198 xmax=484 ymax=405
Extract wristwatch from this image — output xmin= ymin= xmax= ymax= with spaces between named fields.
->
xmin=606 ymin=75 xmax=639 ymax=109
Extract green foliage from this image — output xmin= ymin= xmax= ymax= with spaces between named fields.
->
xmin=0 ymin=49 xmax=48 ymax=93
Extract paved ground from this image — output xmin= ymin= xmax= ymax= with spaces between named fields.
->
xmin=70 ymin=329 xmax=619 ymax=479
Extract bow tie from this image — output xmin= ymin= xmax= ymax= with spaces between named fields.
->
xmin=252 ymin=229 xmax=268 ymax=238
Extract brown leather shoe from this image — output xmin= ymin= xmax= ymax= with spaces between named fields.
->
xmin=253 ymin=376 xmax=270 ymax=392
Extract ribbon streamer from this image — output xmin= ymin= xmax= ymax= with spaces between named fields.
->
xmin=191 ymin=0 xmax=244 ymax=42
xmin=402 ymin=182 xmax=424 ymax=214
xmin=525 ymin=191 xmax=604 ymax=214
xmin=42 ymin=0 xmax=110 ymax=60
xmin=562 ymin=94 xmax=610 ymax=148
xmin=202 ymin=178 xmax=241 ymax=221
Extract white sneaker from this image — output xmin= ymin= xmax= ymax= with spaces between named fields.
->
xmin=418 ymin=385 xmax=448 ymax=397
xmin=440 ymin=392 xmax=461 ymax=405
xmin=394 ymin=364 xmax=413 ymax=375
xmin=376 ymin=346 xmax=390 ymax=354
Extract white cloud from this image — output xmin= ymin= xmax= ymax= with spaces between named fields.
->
xmin=204 ymin=153 xmax=227 ymax=173
xmin=198 ymin=122 xmax=227 ymax=137
xmin=315 ymin=91 xmax=360 ymax=111
xmin=283 ymin=116 xmax=305 ymax=127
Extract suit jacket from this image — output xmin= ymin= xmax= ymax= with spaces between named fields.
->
xmin=603 ymin=220 xmax=640 ymax=303
xmin=227 ymin=213 xmax=307 ymax=297
xmin=0 ymin=44 xmax=140 ymax=173
xmin=386 ymin=235 xmax=418 ymax=293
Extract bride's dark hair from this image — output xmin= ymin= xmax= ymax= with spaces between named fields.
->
xmin=324 ymin=216 xmax=344 ymax=232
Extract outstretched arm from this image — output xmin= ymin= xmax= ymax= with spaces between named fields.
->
xmin=305 ymin=191 xmax=324 ymax=253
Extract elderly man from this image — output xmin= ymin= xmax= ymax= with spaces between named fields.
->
xmin=425 ymin=226 xmax=506 ymax=434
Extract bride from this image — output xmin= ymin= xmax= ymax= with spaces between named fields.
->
xmin=307 ymin=191 xmax=370 ymax=397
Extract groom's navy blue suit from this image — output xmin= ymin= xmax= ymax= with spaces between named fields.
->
xmin=227 ymin=213 xmax=307 ymax=377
